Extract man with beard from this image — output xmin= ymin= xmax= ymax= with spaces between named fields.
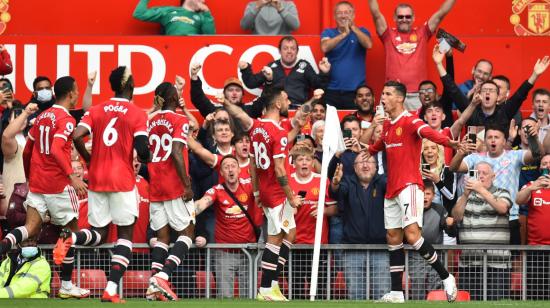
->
xmin=347 ymin=85 xmax=375 ymax=128
xmin=321 ymin=1 xmax=372 ymax=109
xmin=458 ymin=59 xmax=493 ymax=100
xmin=368 ymin=0 xmax=456 ymax=111
xmin=240 ymin=36 xmax=331 ymax=108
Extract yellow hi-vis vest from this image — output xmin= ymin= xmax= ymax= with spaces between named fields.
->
xmin=0 ymin=254 xmax=51 ymax=298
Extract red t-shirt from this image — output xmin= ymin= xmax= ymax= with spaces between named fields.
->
xmin=205 ymin=179 xmax=262 ymax=243
xmin=247 ymin=118 xmax=289 ymax=208
xmin=79 ymin=98 xmax=148 ymax=192
xmin=290 ymin=172 xmax=336 ymax=244
xmin=525 ymin=182 xmax=550 ymax=245
xmin=147 ymin=110 xmax=190 ymax=202
xmin=108 ymin=176 xmax=150 ymax=252
xmin=369 ymin=111 xmax=450 ymax=198
xmin=28 ymin=105 xmax=75 ymax=194
xmin=380 ymin=23 xmax=432 ymax=93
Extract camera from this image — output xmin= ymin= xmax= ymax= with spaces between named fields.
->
xmin=468 ymin=169 xmax=479 ymax=180
xmin=436 ymin=28 xmax=466 ymax=53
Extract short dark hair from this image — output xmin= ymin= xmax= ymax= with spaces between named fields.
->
xmin=293 ymin=134 xmax=316 ymax=147
xmin=154 ymin=82 xmax=178 ymax=110
xmin=484 ymin=121 xmax=508 ymax=140
xmin=424 ymin=100 xmax=444 ymax=110
xmin=32 ymin=76 xmax=51 ymax=91
xmin=109 ymin=66 xmax=134 ymax=94
xmin=521 ymin=117 xmax=538 ymax=126
xmin=384 ymin=80 xmax=407 ymax=97
xmin=278 ymin=36 xmax=298 ymax=50
xmin=418 ymin=80 xmax=437 ymax=91
xmin=220 ymin=154 xmax=239 ymax=168
xmin=355 ymin=84 xmax=374 ymax=96
xmin=311 ymin=99 xmax=326 ymax=111
xmin=492 ymin=75 xmax=510 ymax=90
xmin=533 ymin=88 xmax=550 ymax=101
xmin=0 ymin=78 xmax=13 ymax=91
xmin=423 ymin=179 xmax=435 ymax=192
xmin=263 ymin=87 xmax=285 ymax=110
xmin=481 ymin=80 xmax=500 ymax=95
xmin=231 ymin=133 xmax=250 ymax=145
xmin=340 ymin=114 xmax=360 ymax=131
xmin=54 ymin=76 xmax=76 ymax=100
xmin=213 ymin=119 xmax=232 ymax=130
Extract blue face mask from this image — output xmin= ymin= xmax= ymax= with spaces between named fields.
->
xmin=21 ymin=246 xmax=39 ymax=258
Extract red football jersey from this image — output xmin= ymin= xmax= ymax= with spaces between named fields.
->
xmin=290 ymin=172 xmax=336 ymax=244
xmin=212 ymin=155 xmax=251 ymax=183
xmin=147 ymin=110 xmax=190 ymax=202
xmin=77 ymin=198 xmax=90 ymax=230
xmin=79 ymin=98 xmax=147 ymax=192
xmin=247 ymin=118 xmax=289 ymax=208
xmin=525 ymin=182 xmax=550 ymax=245
xmin=369 ymin=111 xmax=450 ymax=198
xmin=205 ymin=178 xmax=262 ymax=243
xmin=28 ymin=105 xmax=76 ymax=194
xmin=108 ymin=176 xmax=150 ymax=252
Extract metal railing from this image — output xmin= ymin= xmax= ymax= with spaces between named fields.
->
xmin=39 ymin=244 xmax=550 ymax=301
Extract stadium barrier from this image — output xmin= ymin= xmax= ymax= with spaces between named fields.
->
xmin=39 ymin=244 xmax=550 ymax=301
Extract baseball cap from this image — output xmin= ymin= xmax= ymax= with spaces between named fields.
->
xmin=223 ymin=77 xmax=243 ymax=90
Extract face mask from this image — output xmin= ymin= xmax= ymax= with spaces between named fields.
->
xmin=36 ymin=89 xmax=53 ymax=103
xmin=21 ymin=246 xmax=39 ymax=258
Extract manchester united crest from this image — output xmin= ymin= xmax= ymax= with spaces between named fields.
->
xmin=510 ymin=0 xmax=550 ymax=36
xmin=238 ymin=193 xmax=248 ymax=203
xmin=311 ymin=187 xmax=319 ymax=196
xmin=396 ymin=127 xmax=403 ymax=136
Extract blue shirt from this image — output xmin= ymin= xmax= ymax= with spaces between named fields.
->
xmin=321 ymin=27 xmax=370 ymax=91
xmin=464 ymin=150 xmax=526 ymax=221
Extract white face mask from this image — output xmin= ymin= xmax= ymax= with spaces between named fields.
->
xmin=36 ymin=89 xmax=53 ymax=102
xmin=21 ymin=246 xmax=39 ymax=258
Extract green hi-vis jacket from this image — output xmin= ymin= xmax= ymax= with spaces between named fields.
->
xmin=0 ymin=252 xmax=51 ymax=298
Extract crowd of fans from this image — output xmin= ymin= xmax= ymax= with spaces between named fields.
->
xmin=0 ymin=0 xmax=549 ymax=302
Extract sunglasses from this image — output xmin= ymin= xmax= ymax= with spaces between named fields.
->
xmin=397 ymin=15 xmax=412 ymax=20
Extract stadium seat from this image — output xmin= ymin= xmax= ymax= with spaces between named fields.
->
xmin=123 ymin=270 xmax=151 ymax=297
xmin=51 ymin=269 xmax=107 ymax=297
xmin=195 ymin=271 xmax=216 ymax=296
xmin=427 ymin=289 xmax=470 ymax=301
xmin=510 ymin=272 xmax=522 ymax=293
xmin=332 ymin=271 xmax=347 ymax=297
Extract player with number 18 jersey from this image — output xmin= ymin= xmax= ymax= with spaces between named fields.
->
xmin=247 ymin=118 xmax=288 ymax=208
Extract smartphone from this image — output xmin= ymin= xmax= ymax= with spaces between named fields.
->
xmin=298 ymin=191 xmax=307 ymax=198
xmin=542 ymin=169 xmax=549 ymax=176
xmin=343 ymin=129 xmax=352 ymax=138
xmin=296 ymin=134 xmax=306 ymax=142
xmin=13 ymin=108 xmax=23 ymax=118
xmin=524 ymin=124 xmax=532 ymax=134
xmin=468 ymin=169 xmax=479 ymax=180
xmin=422 ymin=163 xmax=430 ymax=172
xmin=467 ymin=126 xmax=477 ymax=144
xmin=376 ymin=104 xmax=385 ymax=117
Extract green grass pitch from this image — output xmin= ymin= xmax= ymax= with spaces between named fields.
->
xmin=3 ymin=299 xmax=550 ymax=308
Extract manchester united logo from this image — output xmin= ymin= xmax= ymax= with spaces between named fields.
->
xmin=311 ymin=187 xmax=319 ymax=196
xmin=283 ymin=220 xmax=289 ymax=227
xmin=238 ymin=193 xmax=248 ymax=203
xmin=510 ymin=0 xmax=550 ymax=36
xmin=396 ymin=127 xmax=403 ymax=136
xmin=409 ymin=33 xmax=418 ymax=42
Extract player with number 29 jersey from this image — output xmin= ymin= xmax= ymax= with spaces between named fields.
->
xmin=28 ymin=105 xmax=76 ymax=194
xmin=147 ymin=110 xmax=190 ymax=201
xmin=247 ymin=118 xmax=288 ymax=208
xmin=79 ymin=98 xmax=148 ymax=192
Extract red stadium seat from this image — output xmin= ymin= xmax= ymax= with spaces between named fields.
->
xmin=51 ymin=269 xmax=107 ymax=297
xmin=332 ymin=271 xmax=347 ymax=297
xmin=510 ymin=272 xmax=522 ymax=293
xmin=427 ymin=289 xmax=470 ymax=301
xmin=195 ymin=271 xmax=216 ymax=296
xmin=123 ymin=270 xmax=151 ymax=297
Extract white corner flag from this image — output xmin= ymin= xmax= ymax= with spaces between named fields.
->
xmin=309 ymin=105 xmax=346 ymax=301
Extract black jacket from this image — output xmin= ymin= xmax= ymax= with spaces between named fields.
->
xmin=240 ymin=59 xmax=329 ymax=107
xmin=330 ymin=173 xmax=387 ymax=244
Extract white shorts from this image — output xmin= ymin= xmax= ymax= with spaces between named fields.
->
xmin=88 ymin=188 xmax=139 ymax=228
xmin=24 ymin=186 xmax=79 ymax=226
xmin=263 ymin=199 xmax=296 ymax=236
xmin=150 ymin=198 xmax=195 ymax=231
xmin=384 ymin=184 xmax=424 ymax=229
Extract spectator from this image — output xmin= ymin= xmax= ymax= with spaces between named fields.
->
xmin=0 ymin=45 xmax=12 ymax=76
xmin=321 ymin=1 xmax=372 ymax=109
xmin=0 ymin=238 xmax=51 ymax=298
xmin=529 ymin=88 xmax=550 ymax=142
xmin=452 ymin=162 xmax=512 ymax=300
xmin=512 ymin=118 xmax=542 ymax=192
xmin=330 ymin=153 xmax=389 ymax=300
xmin=1 ymin=101 xmax=30 ymax=203
xmin=438 ymin=55 xmax=550 ymax=130
xmin=367 ymin=0 xmax=456 ymax=110
xmin=516 ymin=154 xmax=550 ymax=299
xmin=409 ymin=180 xmax=456 ymax=300
xmin=240 ymin=0 xmax=300 ymax=35
xmin=240 ymin=36 xmax=330 ymax=108
xmin=195 ymin=155 xmax=261 ymax=298
xmin=133 ymin=0 xmax=215 ymax=35
xmin=458 ymin=59 xmax=493 ymax=100
xmin=311 ymin=120 xmax=324 ymax=162
xmin=421 ymin=140 xmax=458 ymax=215
xmin=450 ymin=123 xmax=545 ymax=245
xmin=348 ymin=85 xmax=375 ymax=128
xmin=289 ymin=145 xmax=337 ymax=299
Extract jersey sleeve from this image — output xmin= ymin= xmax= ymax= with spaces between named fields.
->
xmin=272 ymin=128 xmax=288 ymax=159
xmin=205 ymin=186 xmax=218 ymax=203
xmin=54 ymin=116 xmax=76 ymax=141
xmin=413 ymin=118 xmax=450 ymax=146
xmin=172 ymin=116 xmax=190 ymax=145
xmin=28 ymin=122 xmax=38 ymax=141
xmin=133 ymin=108 xmax=148 ymax=137
xmin=78 ymin=110 xmax=93 ymax=133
